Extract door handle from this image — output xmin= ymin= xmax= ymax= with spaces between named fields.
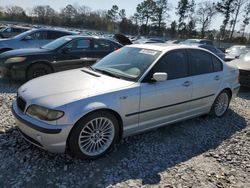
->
xmin=182 ymin=81 xmax=192 ymax=87
xmin=214 ymin=75 xmax=220 ymax=81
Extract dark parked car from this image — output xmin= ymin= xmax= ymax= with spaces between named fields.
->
xmin=0 ymin=35 xmax=122 ymax=80
xmin=0 ymin=26 xmax=30 ymax=38
xmin=0 ymin=28 xmax=77 ymax=54
xmin=196 ymin=44 xmax=225 ymax=60
xmin=182 ymin=39 xmax=213 ymax=46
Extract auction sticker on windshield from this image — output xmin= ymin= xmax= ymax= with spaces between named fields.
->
xmin=139 ymin=49 xmax=158 ymax=56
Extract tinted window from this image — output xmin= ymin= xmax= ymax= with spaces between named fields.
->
xmin=188 ymin=49 xmax=213 ymax=75
xmin=28 ymin=31 xmax=47 ymax=40
xmin=93 ymin=39 xmax=113 ymax=51
xmin=212 ymin=56 xmax=223 ymax=72
xmin=149 ymin=50 xmax=188 ymax=80
xmin=47 ymin=31 xmax=69 ymax=39
xmin=12 ymin=28 xmax=21 ymax=32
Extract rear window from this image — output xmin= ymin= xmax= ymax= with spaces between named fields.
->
xmin=188 ymin=49 xmax=213 ymax=75
xmin=212 ymin=56 xmax=223 ymax=72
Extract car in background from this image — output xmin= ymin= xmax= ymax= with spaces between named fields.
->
xmin=0 ymin=28 xmax=78 ymax=54
xmin=181 ymin=39 xmax=213 ymax=46
xmin=0 ymin=35 xmax=122 ymax=80
xmin=225 ymin=45 xmax=250 ymax=61
xmin=133 ymin=38 xmax=165 ymax=44
xmin=192 ymin=44 xmax=225 ymax=61
xmin=229 ymin=52 xmax=250 ymax=88
xmin=12 ymin=44 xmax=240 ymax=159
xmin=0 ymin=26 xmax=30 ymax=38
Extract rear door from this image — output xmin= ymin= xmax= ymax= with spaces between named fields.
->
xmin=139 ymin=49 xmax=193 ymax=130
xmin=187 ymin=49 xmax=223 ymax=111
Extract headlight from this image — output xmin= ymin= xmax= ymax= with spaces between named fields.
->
xmin=4 ymin=57 xmax=26 ymax=64
xmin=26 ymin=105 xmax=64 ymax=121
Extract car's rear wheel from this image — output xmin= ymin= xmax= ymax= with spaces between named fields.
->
xmin=210 ymin=90 xmax=230 ymax=117
xmin=68 ymin=111 xmax=120 ymax=159
xmin=26 ymin=63 xmax=52 ymax=80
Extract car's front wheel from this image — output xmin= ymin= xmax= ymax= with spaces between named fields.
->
xmin=26 ymin=63 xmax=52 ymax=80
xmin=210 ymin=90 xmax=231 ymax=117
xmin=68 ymin=111 xmax=120 ymax=159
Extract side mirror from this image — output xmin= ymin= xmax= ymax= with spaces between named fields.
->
xmin=23 ymin=36 xmax=32 ymax=40
xmin=152 ymin=72 xmax=167 ymax=82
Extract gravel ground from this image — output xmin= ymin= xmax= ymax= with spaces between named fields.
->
xmin=0 ymin=79 xmax=249 ymax=187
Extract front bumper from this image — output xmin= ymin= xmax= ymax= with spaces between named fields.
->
xmin=12 ymin=101 xmax=72 ymax=153
xmin=239 ymin=70 xmax=250 ymax=87
xmin=0 ymin=63 xmax=26 ymax=80
xmin=0 ymin=66 xmax=10 ymax=78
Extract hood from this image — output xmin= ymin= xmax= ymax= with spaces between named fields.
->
xmin=0 ymin=48 xmax=50 ymax=58
xmin=114 ymin=33 xmax=132 ymax=45
xmin=229 ymin=59 xmax=250 ymax=70
xmin=0 ymin=38 xmax=12 ymax=47
xmin=18 ymin=68 xmax=134 ymax=107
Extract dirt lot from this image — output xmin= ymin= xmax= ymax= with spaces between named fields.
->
xmin=0 ymin=79 xmax=249 ymax=187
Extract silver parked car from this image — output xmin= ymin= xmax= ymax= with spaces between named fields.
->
xmin=12 ymin=44 xmax=240 ymax=159
xmin=229 ymin=52 xmax=250 ymax=87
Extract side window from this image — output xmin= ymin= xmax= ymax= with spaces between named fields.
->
xmin=150 ymin=50 xmax=188 ymax=80
xmin=212 ymin=56 xmax=223 ymax=72
xmin=66 ymin=39 xmax=91 ymax=50
xmin=12 ymin=28 xmax=19 ymax=32
xmin=188 ymin=49 xmax=213 ymax=75
xmin=93 ymin=39 xmax=112 ymax=51
xmin=6 ymin=28 xmax=11 ymax=32
xmin=47 ymin=31 xmax=69 ymax=39
xmin=28 ymin=31 xmax=47 ymax=40
xmin=76 ymin=39 xmax=90 ymax=49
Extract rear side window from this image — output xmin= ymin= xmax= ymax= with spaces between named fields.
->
xmin=93 ymin=39 xmax=113 ymax=51
xmin=212 ymin=56 xmax=223 ymax=72
xmin=188 ymin=49 xmax=213 ymax=75
xmin=150 ymin=49 xmax=188 ymax=80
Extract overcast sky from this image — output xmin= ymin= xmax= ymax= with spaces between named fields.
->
xmin=1 ymin=0 xmax=248 ymax=31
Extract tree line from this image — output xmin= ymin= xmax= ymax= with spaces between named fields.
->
xmin=0 ymin=0 xmax=250 ymax=43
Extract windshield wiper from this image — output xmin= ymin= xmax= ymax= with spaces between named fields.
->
xmin=94 ymin=68 xmax=121 ymax=79
xmin=88 ymin=66 xmax=96 ymax=72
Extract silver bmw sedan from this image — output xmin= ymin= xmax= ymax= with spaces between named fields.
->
xmin=12 ymin=44 xmax=240 ymax=159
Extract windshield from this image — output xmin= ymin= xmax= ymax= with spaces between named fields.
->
xmin=41 ymin=37 xmax=73 ymax=50
xmin=92 ymin=47 xmax=161 ymax=81
xmin=242 ymin=52 xmax=250 ymax=61
xmin=14 ymin=29 xmax=33 ymax=39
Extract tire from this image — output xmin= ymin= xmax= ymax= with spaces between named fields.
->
xmin=26 ymin=63 xmax=52 ymax=80
xmin=68 ymin=111 xmax=120 ymax=159
xmin=0 ymin=48 xmax=11 ymax=54
xmin=209 ymin=90 xmax=231 ymax=118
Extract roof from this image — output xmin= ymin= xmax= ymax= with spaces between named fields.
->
xmin=128 ymin=43 xmax=206 ymax=53
xmin=30 ymin=28 xmax=78 ymax=34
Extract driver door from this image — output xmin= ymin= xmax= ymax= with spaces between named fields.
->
xmin=139 ymin=49 xmax=193 ymax=130
xmin=54 ymin=38 xmax=93 ymax=71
